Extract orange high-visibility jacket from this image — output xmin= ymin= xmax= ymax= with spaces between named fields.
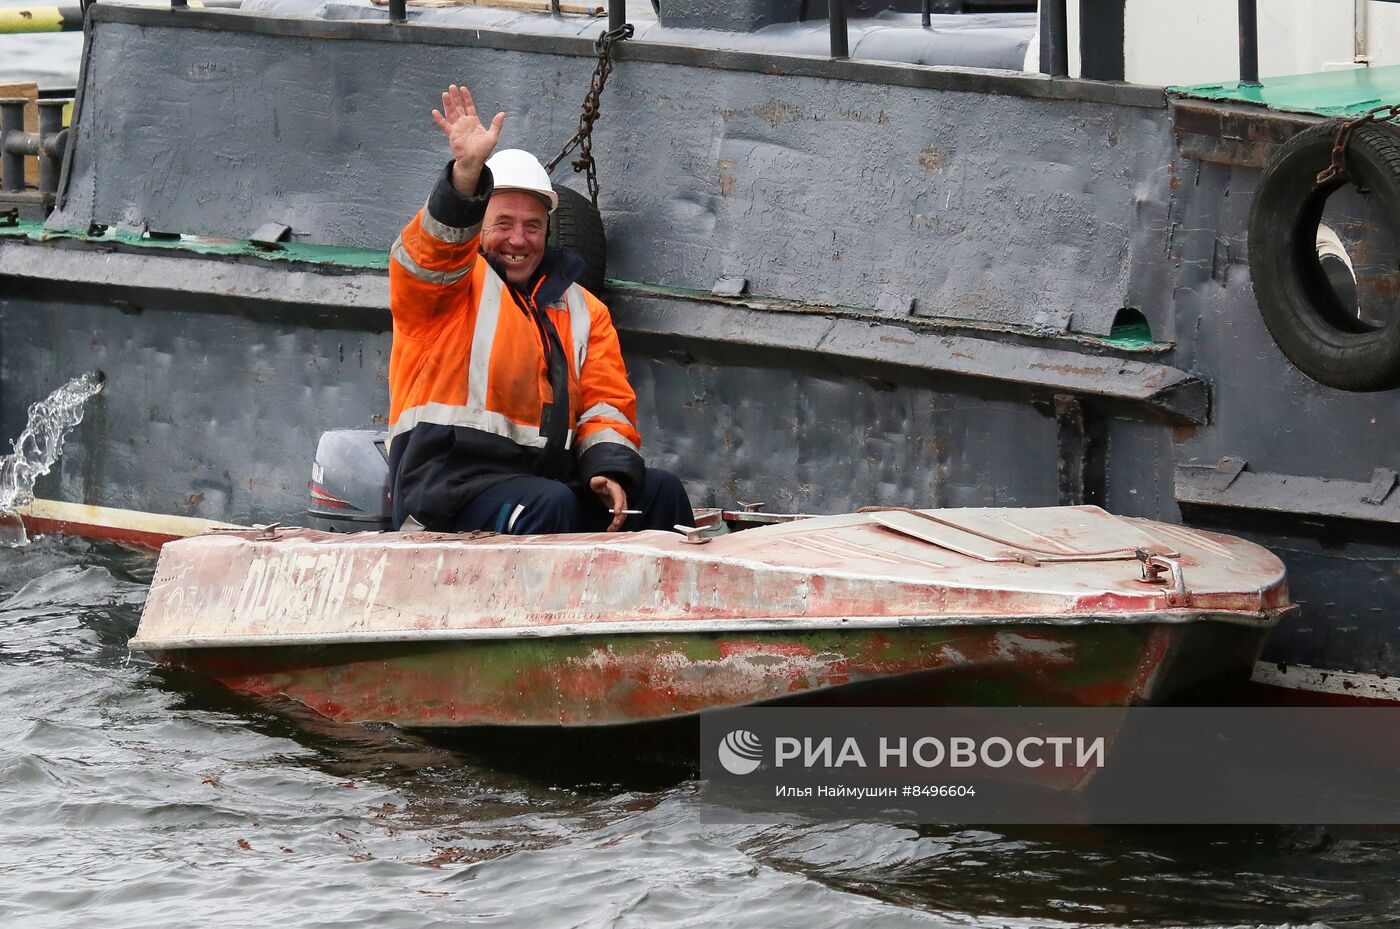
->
xmin=387 ymin=163 xmax=644 ymax=530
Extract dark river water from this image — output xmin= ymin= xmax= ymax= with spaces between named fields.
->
xmin=4 ymin=534 xmax=1400 ymax=928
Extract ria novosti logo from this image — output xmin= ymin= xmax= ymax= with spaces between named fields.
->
xmin=717 ymin=729 xmax=764 ymax=775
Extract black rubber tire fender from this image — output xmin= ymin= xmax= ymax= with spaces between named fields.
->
xmin=551 ymin=185 xmax=608 ymax=297
xmin=1248 ymin=120 xmax=1400 ymax=391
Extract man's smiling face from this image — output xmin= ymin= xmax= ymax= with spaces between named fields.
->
xmin=482 ymin=190 xmax=549 ymax=286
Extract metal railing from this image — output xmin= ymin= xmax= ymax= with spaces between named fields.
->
xmin=28 ymin=0 xmax=1363 ymax=85
xmin=829 ymin=0 xmax=849 ymax=59
xmin=0 ymin=97 xmax=70 ymax=198
xmin=67 ymin=0 xmax=1052 ymax=74
xmin=385 ymin=0 xmax=619 ymax=24
xmin=1039 ymin=0 xmax=1068 ymax=77
xmin=1238 ymin=0 xmax=1260 ymax=85
xmin=1235 ymin=0 xmax=1400 ymax=86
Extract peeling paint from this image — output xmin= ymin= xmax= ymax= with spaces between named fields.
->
xmin=919 ymin=147 xmax=949 ymax=171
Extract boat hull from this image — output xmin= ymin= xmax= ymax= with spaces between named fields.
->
xmin=146 ymin=619 xmax=1273 ymax=727
xmin=129 ymin=508 xmax=1289 ymax=724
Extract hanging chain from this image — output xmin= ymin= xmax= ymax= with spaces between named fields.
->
xmin=1317 ymin=103 xmax=1400 ymax=185
xmin=546 ymin=22 xmax=634 ymax=206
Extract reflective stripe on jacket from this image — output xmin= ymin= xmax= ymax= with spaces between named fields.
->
xmin=387 ymin=162 xmax=644 ymax=530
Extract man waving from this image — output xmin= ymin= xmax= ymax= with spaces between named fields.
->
xmin=387 ymin=84 xmax=693 ymax=535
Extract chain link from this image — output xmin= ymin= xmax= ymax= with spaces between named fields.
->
xmin=546 ymin=23 xmax=634 ymax=206
xmin=1317 ymin=103 xmax=1400 ymax=185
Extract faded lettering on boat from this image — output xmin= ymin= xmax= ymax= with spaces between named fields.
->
xmin=232 ymin=548 xmax=387 ymax=629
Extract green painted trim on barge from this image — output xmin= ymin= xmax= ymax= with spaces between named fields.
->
xmin=0 ymin=220 xmax=390 ymax=270
xmin=1171 ymin=64 xmax=1400 ymax=118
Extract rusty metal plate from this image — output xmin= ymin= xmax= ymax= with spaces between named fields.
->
xmin=869 ymin=506 xmax=1179 ymax=564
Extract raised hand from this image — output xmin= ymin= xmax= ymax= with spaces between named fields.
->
xmin=431 ymin=84 xmax=505 ymax=196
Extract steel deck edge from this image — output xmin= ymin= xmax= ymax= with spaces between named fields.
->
xmin=0 ymin=241 xmax=1206 ymax=420
xmin=616 ymin=295 xmax=1209 ymax=423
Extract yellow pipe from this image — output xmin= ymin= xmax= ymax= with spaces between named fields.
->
xmin=0 ymin=7 xmax=67 ymax=35
xmin=0 ymin=2 xmax=237 ymax=34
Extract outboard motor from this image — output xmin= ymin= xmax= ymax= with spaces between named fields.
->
xmin=307 ymin=428 xmax=393 ymax=531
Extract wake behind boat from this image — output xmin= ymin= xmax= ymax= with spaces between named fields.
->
xmin=129 ymin=506 xmax=1292 ymax=726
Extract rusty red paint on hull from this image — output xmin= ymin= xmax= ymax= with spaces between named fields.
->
xmin=25 ymin=515 xmax=179 ymax=550
xmin=717 ymin=640 xmax=817 ymax=659
xmin=148 ymin=621 xmax=1272 ymax=728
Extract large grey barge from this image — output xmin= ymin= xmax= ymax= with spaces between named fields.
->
xmin=1 ymin=0 xmax=1397 ymax=703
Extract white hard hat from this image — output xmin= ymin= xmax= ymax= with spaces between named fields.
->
xmin=485 ymin=149 xmax=558 ymax=214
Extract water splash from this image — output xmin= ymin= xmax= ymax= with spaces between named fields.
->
xmin=0 ymin=372 xmax=105 ymax=547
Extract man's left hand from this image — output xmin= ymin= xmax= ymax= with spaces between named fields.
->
xmin=589 ymin=476 xmax=628 ymax=532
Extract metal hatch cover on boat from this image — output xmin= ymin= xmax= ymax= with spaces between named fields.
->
xmin=867 ymin=505 xmax=1179 ymax=563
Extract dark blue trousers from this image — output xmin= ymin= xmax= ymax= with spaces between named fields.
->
xmin=451 ymin=469 xmax=694 ymax=535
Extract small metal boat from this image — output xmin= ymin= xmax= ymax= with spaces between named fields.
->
xmin=129 ymin=505 xmax=1293 ymax=726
